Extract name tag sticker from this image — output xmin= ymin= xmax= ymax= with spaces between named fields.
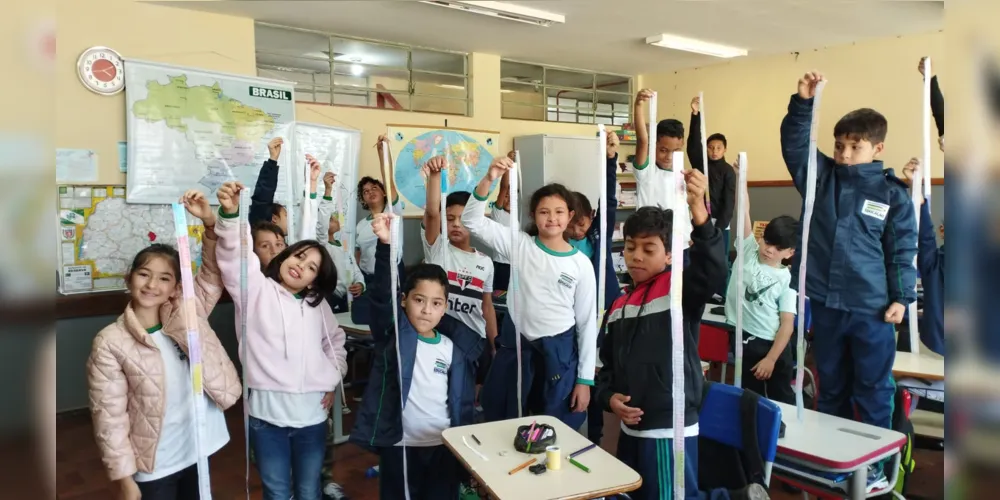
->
xmin=861 ymin=199 xmax=889 ymax=221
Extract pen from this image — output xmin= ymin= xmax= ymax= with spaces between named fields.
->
xmin=471 ymin=434 xmax=481 ymax=446
xmin=508 ymin=458 xmax=536 ymax=475
xmin=569 ymin=458 xmax=590 ymax=473
xmin=570 ymin=443 xmax=597 ymax=458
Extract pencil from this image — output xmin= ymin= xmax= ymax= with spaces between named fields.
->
xmin=569 ymin=458 xmax=590 ymax=473
xmin=471 ymin=434 xmax=481 ymax=446
xmin=508 ymin=458 xmax=536 ymax=475
xmin=570 ymin=443 xmax=597 ymax=458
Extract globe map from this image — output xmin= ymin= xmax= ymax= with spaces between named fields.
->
xmin=393 ymin=130 xmax=495 ymax=209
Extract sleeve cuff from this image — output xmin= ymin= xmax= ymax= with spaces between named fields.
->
xmin=633 ymin=157 xmax=650 ymax=170
xmin=576 ymin=378 xmax=594 ymax=386
xmin=310 ymin=193 xmax=317 ymax=199
xmin=218 ymin=207 xmax=239 ymax=219
xmin=323 ymin=195 xmax=333 ymax=201
xmin=690 ymin=219 xmax=715 ymax=239
xmin=473 ymin=190 xmax=489 ymax=202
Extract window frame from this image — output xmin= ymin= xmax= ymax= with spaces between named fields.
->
xmin=500 ymin=59 xmax=633 ymax=124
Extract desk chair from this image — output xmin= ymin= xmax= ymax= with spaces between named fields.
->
xmin=699 ymin=324 xmax=731 ymax=382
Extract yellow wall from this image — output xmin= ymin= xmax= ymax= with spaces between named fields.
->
xmin=57 ymin=0 xmax=614 ymax=186
xmin=640 ymin=31 xmax=946 ymax=181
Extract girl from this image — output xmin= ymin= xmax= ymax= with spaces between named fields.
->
xmin=461 ymin=156 xmax=598 ymax=429
xmin=214 ymin=158 xmax=348 ymax=500
xmin=87 ymin=190 xmax=240 ymax=500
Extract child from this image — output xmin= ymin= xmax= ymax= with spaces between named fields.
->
xmin=250 ymin=136 xmax=289 ymax=230
xmin=252 ymin=221 xmax=287 ymax=269
xmin=356 ymin=135 xmax=405 ymax=282
xmin=781 ymin=72 xmax=918 ymax=433
xmin=420 ymin=155 xmax=498 ymax=383
xmin=595 ymin=170 xmax=767 ymax=500
xmin=687 ymin=96 xmax=737 ymax=291
xmin=462 ymin=157 xmax=597 ymax=429
xmin=215 ymin=157 xmax=348 ymax=500
xmin=563 ymin=131 xmax=623 ymax=444
xmin=349 ymin=212 xmax=484 ymax=500
xmin=87 ymin=191 xmax=240 ymax=500
xmin=724 ymin=166 xmax=799 ymax=404
xmin=486 ymin=151 xmax=516 ymax=292
xmin=319 ymin=171 xmax=365 ymax=314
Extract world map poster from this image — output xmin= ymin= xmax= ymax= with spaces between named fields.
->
xmin=386 ymin=126 xmax=500 ymax=217
xmin=124 ymin=60 xmax=297 ymax=206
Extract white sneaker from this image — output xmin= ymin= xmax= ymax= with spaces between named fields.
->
xmin=324 ymin=482 xmax=348 ymax=500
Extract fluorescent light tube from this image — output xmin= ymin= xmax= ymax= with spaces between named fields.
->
xmin=645 ymin=34 xmax=747 ymax=58
xmin=420 ymin=1 xmax=565 ymax=27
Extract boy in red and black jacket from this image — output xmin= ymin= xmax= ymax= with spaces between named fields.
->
xmin=595 ymin=169 xmax=767 ymax=500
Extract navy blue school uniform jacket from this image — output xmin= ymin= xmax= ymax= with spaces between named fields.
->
xmin=688 ymin=113 xmax=737 ymax=231
xmin=917 ymin=198 xmax=944 ymax=355
xmin=249 ymin=159 xmax=279 ymax=226
xmin=780 ymin=94 xmax=918 ymax=314
xmin=349 ymin=241 xmax=485 ymax=450
xmin=585 ymin=154 xmax=623 ymax=314
xmin=595 ymin=220 xmax=727 ymax=429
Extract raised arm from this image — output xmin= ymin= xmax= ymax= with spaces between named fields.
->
xmin=717 ymin=164 xmax=738 ymax=230
xmin=369 ymin=213 xmax=399 ymax=344
xmin=422 ymin=156 xmax=447 ymax=246
xmin=687 ymin=97 xmax=704 ymax=171
xmin=214 ymin=182 xmax=265 ymax=307
xmin=682 ymin=169 xmax=727 ymax=313
xmin=249 ymin=137 xmax=283 ymax=225
xmin=781 ymin=73 xmax=833 ymax=194
xmin=376 ymin=134 xmax=399 ymax=204
xmin=495 ymin=151 xmax=514 ymax=211
xmin=463 ymin=157 xmax=515 ymax=260
xmin=180 ymin=190 xmax=223 ymax=318
xmin=633 ymin=89 xmax=653 ymax=169
xmin=317 ymin=172 xmax=337 ymax=240
xmin=919 ymin=57 xmax=945 ymax=138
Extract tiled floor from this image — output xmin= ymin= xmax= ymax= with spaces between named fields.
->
xmin=57 ymin=389 xmax=943 ymax=500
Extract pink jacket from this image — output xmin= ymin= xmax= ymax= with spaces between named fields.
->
xmin=86 ymin=231 xmax=241 ymax=481
xmin=215 ymin=210 xmax=348 ymax=394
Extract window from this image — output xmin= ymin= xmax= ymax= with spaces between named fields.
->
xmin=500 ymin=60 xmax=632 ymax=124
xmin=255 ymin=23 xmax=469 ymax=115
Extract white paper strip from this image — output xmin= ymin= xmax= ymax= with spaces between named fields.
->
xmin=238 ymin=190 xmax=250 ymax=500
xmin=597 ymin=125 xmax=608 ymax=321
xmin=511 ymin=151 xmax=523 ymax=419
xmin=649 ymin=92 xmax=658 ymax=165
xmin=922 ymin=57 xmax=933 ymax=209
xmin=669 ymin=150 xmax=686 ymax=499
xmin=389 ymin=215 xmax=411 ymax=500
xmin=908 ymin=164 xmax=923 ymax=354
xmin=734 ymin=152 xmax=748 ymax=388
xmin=699 ymin=92 xmax=710 ymax=215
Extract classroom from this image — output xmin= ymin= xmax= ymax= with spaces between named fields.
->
xmin=55 ymin=1 xmax=945 ymax=499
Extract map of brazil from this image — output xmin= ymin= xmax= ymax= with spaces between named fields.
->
xmin=125 ymin=60 xmax=297 ymax=205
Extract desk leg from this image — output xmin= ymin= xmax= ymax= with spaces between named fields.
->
xmin=332 ymin=384 xmax=349 ymax=445
xmin=848 ymin=467 xmax=867 ymax=499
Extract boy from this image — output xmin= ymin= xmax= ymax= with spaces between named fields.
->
xmin=687 ymin=96 xmax=738 ymax=295
xmin=781 ymin=72 xmax=918 ymax=433
xmin=724 ymin=166 xmax=799 ymax=404
xmin=420 ymin=155 xmax=498 ymax=386
xmin=251 ymin=221 xmax=287 ymax=269
xmin=350 ymin=212 xmax=484 ymax=500
xmin=250 ymin=136 xmax=289 ymax=230
xmin=632 ymin=90 xmax=692 ymax=227
xmin=595 ymin=168 xmax=767 ymax=500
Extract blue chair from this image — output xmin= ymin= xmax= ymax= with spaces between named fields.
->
xmin=793 ymin=297 xmax=817 ymax=408
xmin=698 ymin=383 xmax=783 ymax=486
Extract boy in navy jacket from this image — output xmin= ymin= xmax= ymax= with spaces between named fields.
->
xmin=249 ymin=137 xmax=288 ymax=229
xmin=781 ymin=72 xmax=918 ymax=432
xmin=350 ymin=213 xmax=484 ymax=500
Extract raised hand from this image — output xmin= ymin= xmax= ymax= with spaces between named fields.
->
xmin=323 ymin=172 xmax=336 ymax=190
xmin=327 ymin=215 xmax=341 ymax=239
xmin=691 ymin=95 xmax=700 ymax=115
xmin=181 ymin=190 xmax=215 ymax=226
xmin=902 ymin=158 xmax=919 ymax=186
xmin=506 ymin=150 xmax=517 ymax=161
xmin=606 ymin=130 xmax=619 ymax=158
xmin=797 ymin=71 xmax=824 ymax=99
xmin=268 ymin=137 xmax=283 ymax=161
xmin=918 ymin=56 xmax=931 ymax=78
xmin=684 ymin=168 xmax=708 ymax=207
xmin=217 ymin=181 xmax=245 ymax=215
xmin=424 ymin=155 xmax=447 ymax=176
xmin=634 ymin=88 xmax=654 ymax=105
xmin=487 ymin=156 xmax=514 ymax=182
xmin=375 ymin=134 xmax=387 ymax=153
xmin=372 ymin=212 xmax=395 ymax=244
xmin=306 ymin=154 xmax=322 ymax=183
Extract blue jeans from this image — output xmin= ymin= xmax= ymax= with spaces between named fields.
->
xmin=249 ymin=416 xmax=327 ymax=500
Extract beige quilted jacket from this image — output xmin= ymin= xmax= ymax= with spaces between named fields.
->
xmin=86 ymin=231 xmax=242 ymax=481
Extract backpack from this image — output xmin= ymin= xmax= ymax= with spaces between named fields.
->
xmin=697 ymin=382 xmax=767 ymax=491
xmin=873 ymin=386 xmax=916 ymax=499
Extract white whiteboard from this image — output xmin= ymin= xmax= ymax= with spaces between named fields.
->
xmin=292 ymin=122 xmax=362 ymax=250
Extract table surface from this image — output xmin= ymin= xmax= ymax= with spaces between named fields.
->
xmin=442 ymin=415 xmax=641 ymax=500
xmin=892 ymin=351 xmax=944 ymax=381
xmin=774 ymin=402 xmax=907 ymax=471
xmin=335 ymin=311 xmax=371 ymax=336
xmin=701 ymin=308 xmax=730 ymax=329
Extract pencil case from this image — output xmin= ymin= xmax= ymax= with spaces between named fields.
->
xmin=513 ymin=424 xmax=556 ymax=454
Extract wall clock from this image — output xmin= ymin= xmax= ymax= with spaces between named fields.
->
xmin=77 ymin=47 xmax=125 ymax=95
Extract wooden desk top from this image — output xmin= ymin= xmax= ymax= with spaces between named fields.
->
xmin=442 ymin=416 xmax=641 ymax=500
xmin=892 ymin=351 xmax=944 ymax=381
xmin=775 ymin=402 xmax=907 ymax=471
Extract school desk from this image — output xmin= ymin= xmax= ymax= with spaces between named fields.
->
xmin=334 ymin=311 xmax=371 ymax=337
xmin=701 ymin=308 xmax=730 ymax=329
xmin=332 ymin=312 xmax=372 ymax=445
xmin=772 ymin=401 xmax=907 ymax=499
xmin=892 ymin=351 xmax=944 ymax=381
xmin=442 ymin=415 xmax=641 ymax=500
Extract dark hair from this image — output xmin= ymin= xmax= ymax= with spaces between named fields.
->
xmin=269 ymin=203 xmax=286 ymax=221
xmin=263 ymin=240 xmax=337 ymax=307
xmin=357 ymin=176 xmax=388 ymax=211
xmin=251 ymin=221 xmax=286 ymax=243
xmin=445 ymin=191 xmax=471 ymax=209
xmin=571 ymin=191 xmax=593 ymax=223
xmin=402 ymin=263 xmax=450 ymax=298
xmin=623 ymin=206 xmax=673 ymax=250
xmin=762 ymin=216 xmax=799 ymax=250
xmin=833 ymin=108 xmax=888 ymax=144
xmin=525 ymin=183 xmax=575 ymax=237
xmin=707 ymin=133 xmax=727 ymax=148
xmin=127 ymin=244 xmax=182 ymax=283
xmin=656 ymin=119 xmax=684 ymax=140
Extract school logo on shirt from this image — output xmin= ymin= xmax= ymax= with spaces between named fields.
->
xmin=557 ymin=272 xmax=576 ymax=289
xmin=861 ymin=199 xmax=890 ymax=221
xmin=434 ymin=359 xmax=448 ymax=375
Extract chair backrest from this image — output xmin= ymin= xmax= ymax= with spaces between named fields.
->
xmin=698 ymin=324 xmax=730 ymax=364
xmin=698 ymin=383 xmax=782 ymax=465
xmin=795 ymin=296 xmax=812 ymax=334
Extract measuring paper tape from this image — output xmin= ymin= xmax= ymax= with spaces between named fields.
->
xmin=441 ymin=141 xmax=449 ymax=238
xmin=733 ymin=153 xmax=748 ymax=388
xmin=597 ymin=125 xmax=608 ymax=321
xmin=922 ymin=57 xmax=933 ymax=210
xmin=795 ymin=79 xmax=827 ymax=421
xmin=908 ymin=164 xmax=923 ymax=355
xmin=699 ymin=92 xmax=710 ymax=215
xmin=237 ymin=190 xmax=250 ymax=499
xmin=669 ymin=151 xmax=686 ymax=499
xmin=649 ymin=92 xmax=658 ymax=162
xmin=510 ymin=151 xmax=523 ymax=419
xmin=389 ymin=215 xmax=411 ymax=500
xmin=171 ymin=203 xmax=213 ymax=499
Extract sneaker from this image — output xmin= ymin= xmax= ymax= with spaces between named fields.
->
xmin=341 ymin=405 xmax=351 ymax=415
xmin=323 ymin=482 xmax=349 ymax=500
xmin=732 ymin=483 xmax=769 ymax=500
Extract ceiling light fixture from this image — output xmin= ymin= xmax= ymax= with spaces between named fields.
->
xmin=645 ymin=33 xmax=747 ymax=58
xmin=351 ymin=64 xmax=364 ymax=76
xmin=419 ymin=1 xmax=565 ymax=27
